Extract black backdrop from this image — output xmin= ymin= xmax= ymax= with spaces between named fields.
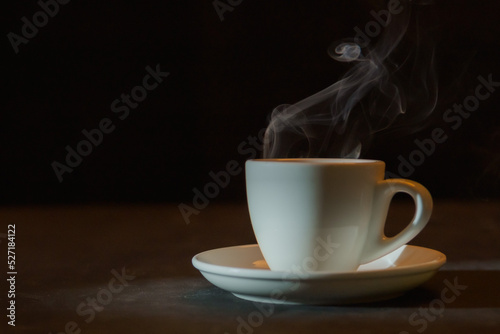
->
xmin=2 ymin=0 xmax=500 ymax=205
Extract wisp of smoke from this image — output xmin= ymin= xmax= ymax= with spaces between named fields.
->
xmin=263 ymin=0 xmax=438 ymax=159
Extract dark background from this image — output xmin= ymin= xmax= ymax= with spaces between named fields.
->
xmin=2 ymin=0 xmax=499 ymax=206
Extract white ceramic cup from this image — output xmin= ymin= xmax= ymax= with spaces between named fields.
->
xmin=245 ymin=159 xmax=433 ymax=272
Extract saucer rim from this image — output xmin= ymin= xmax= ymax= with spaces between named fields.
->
xmin=192 ymin=244 xmax=447 ymax=281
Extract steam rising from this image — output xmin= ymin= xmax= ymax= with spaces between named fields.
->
xmin=263 ymin=0 xmax=438 ymax=159
xmin=332 ymin=42 xmax=362 ymax=62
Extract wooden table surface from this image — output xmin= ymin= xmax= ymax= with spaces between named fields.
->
xmin=1 ymin=200 xmax=499 ymax=333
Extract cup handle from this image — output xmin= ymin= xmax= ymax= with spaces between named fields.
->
xmin=359 ymin=179 xmax=433 ymax=264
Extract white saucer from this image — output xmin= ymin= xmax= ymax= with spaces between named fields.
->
xmin=192 ymin=244 xmax=446 ymax=305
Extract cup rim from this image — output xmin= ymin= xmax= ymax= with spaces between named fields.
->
xmin=247 ymin=158 xmax=383 ymax=165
